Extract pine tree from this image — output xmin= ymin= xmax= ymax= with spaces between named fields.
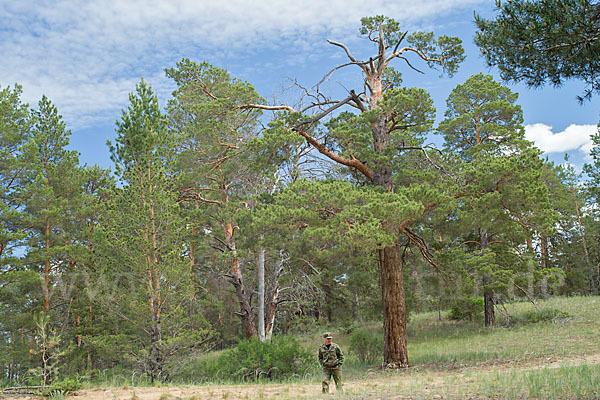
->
xmin=0 ymin=86 xmax=34 ymax=381
xmin=98 ymin=79 xmax=211 ymax=382
xmin=438 ymin=74 xmax=558 ymax=324
xmin=0 ymin=84 xmax=31 ymax=273
xmin=165 ymin=60 xmax=266 ymax=339
xmin=475 ymin=0 xmax=600 ymax=102
xmin=243 ymin=15 xmax=464 ymax=367
xmin=16 ymin=95 xmax=84 ymax=384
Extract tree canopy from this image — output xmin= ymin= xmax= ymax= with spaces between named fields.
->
xmin=475 ymin=0 xmax=600 ymax=101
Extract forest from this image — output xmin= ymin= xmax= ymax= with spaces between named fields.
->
xmin=1 ymin=6 xmax=600 ymax=395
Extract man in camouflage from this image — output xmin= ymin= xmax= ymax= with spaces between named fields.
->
xmin=318 ymin=332 xmax=344 ymax=393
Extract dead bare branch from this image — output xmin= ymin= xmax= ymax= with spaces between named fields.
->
xmin=293 ymin=128 xmax=373 ymax=181
xmin=213 ymin=235 xmax=234 ymax=252
xmin=300 ymin=258 xmax=321 ymax=275
xmin=395 ymin=144 xmax=447 ymax=172
xmin=299 ymin=100 xmax=339 ymax=114
xmin=514 ymin=282 xmax=540 ymax=311
xmin=315 ymin=60 xmax=371 ymax=90
xmin=403 ymin=228 xmax=452 ymax=282
xmin=385 ymin=47 xmax=444 ymax=66
xmin=238 ymin=104 xmax=295 ymax=113
xmin=327 ymin=40 xmax=361 ymax=63
xmin=295 ymin=95 xmax=355 ymax=127
xmin=349 ymin=89 xmax=366 ymax=112
xmin=397 ymin=56 xmax=425 ymax=74
xmin=391 ymin=31 xmax=409 ymax=56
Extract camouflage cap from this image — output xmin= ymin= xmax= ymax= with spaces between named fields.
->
xmin=323 ymin=332 xmax=333 ymax=339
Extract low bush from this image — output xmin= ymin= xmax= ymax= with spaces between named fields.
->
xmin=37 ymin=376 xmax=83 ymax=397
xmin=195 ymin=336 xmax=313 ymax=382
xmin=51 ymin=376 xmax=82 ymax=393
xmin=349 ymin=327 xmax=382 ymax=364
xmin=448 ymin=298 xmax=484 ymax=321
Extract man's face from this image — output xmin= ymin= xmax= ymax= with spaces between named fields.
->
xmin=324 ymin=337 xmax=332 ymax=345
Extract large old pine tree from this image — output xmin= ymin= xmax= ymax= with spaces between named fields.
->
xmin=243 ymin=16 xmax=464 ymax=367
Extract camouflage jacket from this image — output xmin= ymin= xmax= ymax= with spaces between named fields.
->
xmin=318 ymin=343 xmax=344 ymax=369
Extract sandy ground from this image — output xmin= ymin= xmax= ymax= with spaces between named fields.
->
xmin=3 ymin=353 xmax=600 ymax=400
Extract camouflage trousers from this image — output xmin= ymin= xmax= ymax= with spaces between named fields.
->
xmin=322 ymin=367 xmax=342 ymax=393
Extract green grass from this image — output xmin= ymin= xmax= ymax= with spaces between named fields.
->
xmin=305 ymin=296 xmax=600 ymax=399
xmin=65 ymin=296 xmax=600 ymax=399
xmin=407 ymin=296 xmax=600 ymax=369
xmin=475 ymin=364 xmax=600 ymax=399
xmin=291 ymin=296 xmax=600 ymax=372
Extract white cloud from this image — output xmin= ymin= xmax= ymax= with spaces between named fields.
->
xmin=525 ymin=123 xmax=597 ymax=157
xmin=1 ymin=0 xmax=486 ymax=129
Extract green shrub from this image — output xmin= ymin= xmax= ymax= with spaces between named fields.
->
xmin=349 ymin=328 xmax=382 ymax=364
xmin=38 ymin=376 xmax=83 ymax=397
xmin=196 ymin=336 xmax=313 ymax=382
xmin=449 ymin=298 xmax=484 ymax=321
xmin=50 ymin=376 xmax=82 ymax=393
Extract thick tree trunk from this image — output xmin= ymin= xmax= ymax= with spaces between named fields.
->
xmin=370 ymin=83 xmax=408 ymax=366
xmin=224 ymin=223 xmax=257 ymax=339
xmin=484 ymin=287 xmax=495 ymax=326
xmin=230 ymin=262 xmax=257 ymax=339
xmin=540 ymin=235 xmax=548 ymax=269
xmin=380 ymin=244 xmax=409 ymax=368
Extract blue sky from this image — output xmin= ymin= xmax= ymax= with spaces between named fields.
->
xmin=2 ymin=0 xmax=599 ymax=172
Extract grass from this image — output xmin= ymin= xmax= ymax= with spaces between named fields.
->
xmin=407 ymin=296 xmax=600 ymax=368
xmin=304 ymin=296 xmax=600 ymax=398
xmin=57 ymin=296 xmax=600 ymax=399
xmin=475 ymin=364 xmax=600 ymax=399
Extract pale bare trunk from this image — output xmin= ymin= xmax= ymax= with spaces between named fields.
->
xmin=264 ymin=250 xmax=286 ymax=340
xmin=257 ymin=249 xmax=265 ymax=342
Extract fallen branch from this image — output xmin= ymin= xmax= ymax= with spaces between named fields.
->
xmin=3 ymin=386 xmax=45 ymax=394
